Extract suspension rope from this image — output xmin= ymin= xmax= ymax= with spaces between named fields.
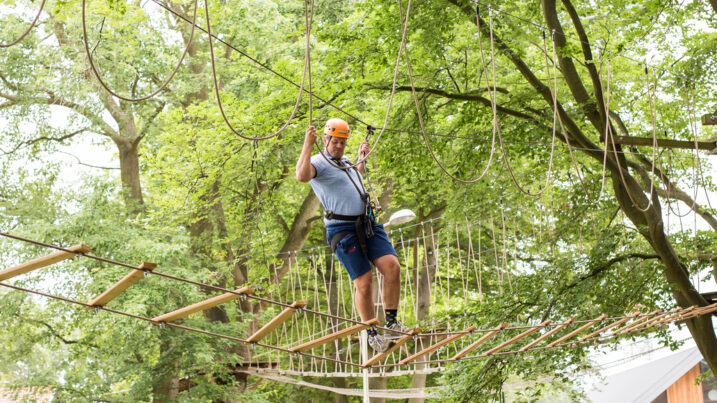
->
xmin=204 ymin=0 xmax=312 ymax=140
xmin=81 ymin=0 xmax=199 ymax=101
xmin=0 ymin=0 xmax=48 ymax=48
xmin=312 ymin=0 xmax=412 ymax=171
xmin=398 ymin=1 xmax=498 ymax=184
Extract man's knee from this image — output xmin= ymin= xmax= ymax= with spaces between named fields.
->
xmin=354 ymin=271 xmax=373 ymax=295
xmin=376 ymin=255 xmax=400 ymax=278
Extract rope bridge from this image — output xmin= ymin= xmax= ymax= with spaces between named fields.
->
xmin=1 ymin=230 xmax=713 ymax=380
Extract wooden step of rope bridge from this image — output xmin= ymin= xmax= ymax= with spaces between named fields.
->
xmin=247 ymin=301 xmax=308 ymax=343
xmin=4 ymin=236 xmax=717 ymax=372
xmin=153 ymin=286 xmax=254 ymax=323
xmin=89 ymin=262 xmax=157 ymax=307
xmin=0 ymin=244 xmax=91 ymax=281
xmin=289 ymin=318 xmax=380 ymax=353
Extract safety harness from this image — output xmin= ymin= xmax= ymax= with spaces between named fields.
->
xmin=325 ymin=154 xmax=376 ymax=255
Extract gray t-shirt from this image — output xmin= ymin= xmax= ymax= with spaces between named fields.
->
xmin=310 ymin=153 xmax=366 ymax=226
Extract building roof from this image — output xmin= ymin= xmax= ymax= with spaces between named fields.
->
xmin=587 ymin=347 xmax=703 ymax=403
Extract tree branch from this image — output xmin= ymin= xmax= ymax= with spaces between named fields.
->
xmin=628 ymin=157 xmax=717 ymax=232
xmin=2 ymin=128 xmax=89 ymax=156
xmin=371 ymin=84 xmax=535 ymax=121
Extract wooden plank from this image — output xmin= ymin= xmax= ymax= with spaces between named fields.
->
xmin=482 ymin=320 xmax=552 ymax=356
xmin=399 ymin=326 xmax=476 ymax=365
xmin=647 ymin=305 xmax=701 ymax=329
xmin=290 ymin=318 xmax=379 ymax=353
xmin=677 ymin=303 xmax=717 ymax=321
xmin=89 ymin=262 xmax=157 ymax=307
xmin=547 ymin=314 xmax=608 ymax=347
xmin=0 ymin=244 xmax=91 ymax=282
xmin=629 ymin=307 xmax=684 ymax=332
xmin=247 ymin=301 xmax=308 ymax=343
xmin=657 ymin=305 xmax=700 ymax=323
xmin=611 ymin=135 xmax=716 ymax=151
xmin=153 ymin=286 xmax=254 ymax=323
xmin=519 ymin=318 xmax=576 ymax=352
xmin=609 ymin=310 xmax=661 ymax=336
xmin=362 ymin=328 xmax=421 ymax=368
xmin=578 ymin=313 xmax=640 ymax=342
xmin=451 ymin=323 xmax=508 ymax=360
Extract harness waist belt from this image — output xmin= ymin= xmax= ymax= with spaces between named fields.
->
xmin=325 ymin=211 xmax=362 ymax=221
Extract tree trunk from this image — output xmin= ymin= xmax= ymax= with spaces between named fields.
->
xmin=151 ymin=336 xmax=181 ymax=402
xmin=409 ymin=219 xmax=438 ymax=403
xmin=115 ymin=138 xmax=145 ymax=214
xmin=271 ymin=189 xmax=322 ymax=284
xmin=369 ymin=377 xmax=387 ymax=403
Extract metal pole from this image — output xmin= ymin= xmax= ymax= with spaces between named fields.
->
xmin=360 ymin=331 xmax=370 ymax=402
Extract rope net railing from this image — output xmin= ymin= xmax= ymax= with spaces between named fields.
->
xmin=1 ymin=228 xmax=712 ymax=377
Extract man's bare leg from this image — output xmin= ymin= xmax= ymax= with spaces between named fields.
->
xmin=373 ymin=254 xmax=401 ymax=310
xmin=353 ymin=271 xmax=375 ymax=322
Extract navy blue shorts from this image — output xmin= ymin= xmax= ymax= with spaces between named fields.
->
xmin=326 ymin=222 xmax=397 ymax=280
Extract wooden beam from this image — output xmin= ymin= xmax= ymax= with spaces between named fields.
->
xmin=88 ymin=262 xmax=157 ymax=307
xmin=578 ymin=313 xmax=640 ymax=342
xmin=289 ymin=318 xmax=379 ymax=353
xmin=610 ymin=135 xmax=716 ymax=151
xmin=0 ymin=244 xmax=91 ymax=282
xmin=399 ymin=326 xmax=476 ymax=365
xmin=546 ymin=314 xmax=608 ymax=347
xmin=362 ymin=328 xmax=421 ymax=368
xmin=247 ymin=301 xmax=308 ymax=343
xmin=153 ymin=286 xmax=254 ymax=323
xmin=451 ymin=323 xmax=508 ymax=360
xmin=482 ymin=320 xmax=551 ymax=356
xmin=609 ymin=310 xmax=661 ymax=336
xmin=519 ymin=318 xmax=576 ymax=352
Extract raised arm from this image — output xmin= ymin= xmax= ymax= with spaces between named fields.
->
xmin=296 ymin=126 xmax=317 ymax=182
xmin=357 ymin=141 xmax=369 ymax=175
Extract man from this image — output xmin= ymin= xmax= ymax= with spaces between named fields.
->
xmin=296 ymin=118 xmax=409 ymax=352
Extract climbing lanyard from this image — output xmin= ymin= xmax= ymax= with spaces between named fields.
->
xmin=325 ymin=154 xmax=375 ymax=254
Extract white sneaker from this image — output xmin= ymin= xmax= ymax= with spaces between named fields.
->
xmin=384 ymin=320 xmax=411 ymax=338
xmin=368 ymin=334 xmax=394 ymax=353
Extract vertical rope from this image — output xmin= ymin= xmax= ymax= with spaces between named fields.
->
xmin=501 ymin=206 xmax=513 ymax=292
xmin=430 ymin=223 xmax=440 ymax=309
xmin=477 ymin=222 xmax=483 ymax=300
xmin=490 ymin=214 xmax=503 ymax=294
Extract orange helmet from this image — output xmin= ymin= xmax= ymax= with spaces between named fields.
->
xmin=323 ymin=118 xmax=350 ymax=138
